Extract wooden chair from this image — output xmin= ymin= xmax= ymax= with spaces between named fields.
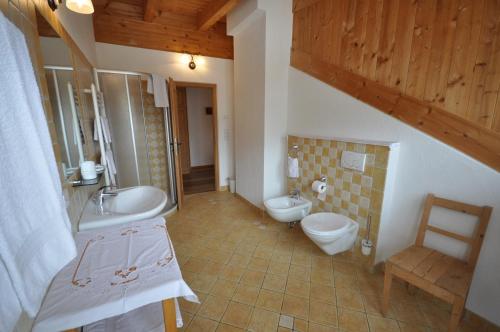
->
xmin=382 ymin=194 xmax=492 ymax=332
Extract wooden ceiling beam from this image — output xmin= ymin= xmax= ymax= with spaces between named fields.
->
xmin=94 ymin=13 xmax=234 ymax=59
xmin=197 ymin=0 xmax=239 ymax=31
xmin=144 ymin=0 xmax=161 ymax=22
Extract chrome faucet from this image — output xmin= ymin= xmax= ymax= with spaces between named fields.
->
xmin=93 ymin=186 xmax=118 ymax=215
xmin=289 ymin=189 xmax=301 ymax=200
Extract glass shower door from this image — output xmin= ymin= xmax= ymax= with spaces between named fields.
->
xmin=99 ymin=72 xmax=151 ymax=188
xmin=97 ymin=71 xmax=177 ymax=211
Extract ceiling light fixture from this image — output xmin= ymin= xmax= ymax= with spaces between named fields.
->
xmin=66 ymin=0 xmax=94 ymax=14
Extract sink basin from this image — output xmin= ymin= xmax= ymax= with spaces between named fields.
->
xmin=78 ymin=186 xmax=168 ymax=231
xmin=264 ymin=195 xmax=312 ymax=223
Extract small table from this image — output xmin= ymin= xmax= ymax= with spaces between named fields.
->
xmin=33 ymin=218 xmax=198 ymax=332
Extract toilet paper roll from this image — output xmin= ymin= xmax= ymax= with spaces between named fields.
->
xmin=311 ymin=180 xmax=327 ymax=194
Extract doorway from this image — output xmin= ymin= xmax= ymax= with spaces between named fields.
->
xmin=170 ymin=81 xmax=219 ymax=203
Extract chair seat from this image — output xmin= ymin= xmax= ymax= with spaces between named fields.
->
xmin=388 ymin=245 xmax=473 ymax=298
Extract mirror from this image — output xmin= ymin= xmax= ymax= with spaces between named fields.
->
xmin=36 ymin=11 xmax=98 ymax=179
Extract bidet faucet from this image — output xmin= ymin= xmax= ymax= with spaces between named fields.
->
xmin=93 ymin=186 xmax=118 ymax=215
xmin=289 ymin=189 xmax=301 ymax=200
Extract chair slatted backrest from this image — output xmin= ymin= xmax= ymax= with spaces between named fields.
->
xmin=415 ymin=194 xmax=492 ymax=267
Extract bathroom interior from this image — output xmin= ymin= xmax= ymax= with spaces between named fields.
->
xmin=1 ymin=0 xmax=500 ymax=332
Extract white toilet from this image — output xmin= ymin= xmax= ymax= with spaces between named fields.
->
xmin=301 ymin=212 xmax=359 ymax=255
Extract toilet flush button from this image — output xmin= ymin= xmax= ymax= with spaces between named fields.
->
xmin=341 ymin=151 xmax=366 ymax=172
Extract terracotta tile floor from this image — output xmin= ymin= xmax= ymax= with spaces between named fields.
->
xmin=167 ymin=192 xmax=497 ymax=332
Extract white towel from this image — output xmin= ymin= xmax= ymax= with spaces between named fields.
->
xmin=288 ymin=156 xmax=299 ymax=178
xmin=146 ymin=75 xmax=153 ymax=94
xmin=100 ymin=117 xmax=112 ymax=144
xmin=82 ymin=301 xmax=184 ymax=332
xmin=105 ymin=148 xmax=117 ymax=186
xmin=149 ymin=74 xmax=169 ymax=108
xmin=0 ymin=12 xmax=76 ymax=331
xmin=93 ymin=118 xmax=99 ymax=141
xmin=0 ymin=260 xmax=21 ymax=332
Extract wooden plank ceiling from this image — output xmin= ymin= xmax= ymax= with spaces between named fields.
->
xmin=291 ymin=0 xmax=500 ymax=171
xmin=93 ymin=0 xmax=239 ymax=59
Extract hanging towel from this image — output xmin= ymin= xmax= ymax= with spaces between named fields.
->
xmin=0 ymin=260 xmax=21 ymax=332
xmin=93 ymin=118 xmax=99 ymax=141
xmin=149 ymin=74 xmax=169 ymax=108
xmin=105 ymin=148 xmax=117 ymax=186
xmin=100 ymin=117 xmax=112 ymax=144
xmin=0 ymin=12 xmax=77 ymax=331
xmin=288 ymin=156 xmax=299 ymax=178
xmin=146 ymin=75 xmax=153 ymax=94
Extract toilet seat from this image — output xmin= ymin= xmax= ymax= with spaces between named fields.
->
xmin=301 ymin=212 xmax=351 ymax=237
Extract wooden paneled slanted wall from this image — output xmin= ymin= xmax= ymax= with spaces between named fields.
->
xmin=291 ymin=0 xmax=500 ymax=171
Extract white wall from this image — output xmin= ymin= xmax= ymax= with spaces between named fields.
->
xmin=186 ymin=87 xmax=214 ymax=167
xmin=55 ymin=6 xmax=97 ymax=65
xmin=260 ymin=0 xmax=293 ymax=201
xmin=228 ymin=0 xmax=292 ymax=206
xmin=95 ymin=43 xmax=235 ymax=188
xmin=287 ymin=67 xmax=500 ymax=325
xmin=40 ymin=37 xmax=73 ymax=67
xmin=231 ymin=12 xmax=266 ymax=206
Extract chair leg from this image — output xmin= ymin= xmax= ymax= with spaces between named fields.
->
xmin=448 ymin=297 xmax=465 ymax=332
xmin=382 ymin=262 xmax=393 ymax=316
xmin=162 ymin=298 xmax=178 ymax=332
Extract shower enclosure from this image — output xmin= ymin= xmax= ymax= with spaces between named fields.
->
xmin=45 ymin=66 xmax=85 ymax=178
xmin=96 ymin=70 xmax=177 ymax=211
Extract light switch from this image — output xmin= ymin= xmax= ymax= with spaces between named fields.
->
xmin=341 ymin=150 xmax=366 ymax=172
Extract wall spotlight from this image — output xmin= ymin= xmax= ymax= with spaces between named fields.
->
xmin=188 ymin=55 xmax=196 ymax=70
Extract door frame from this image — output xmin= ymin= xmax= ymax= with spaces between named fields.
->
xmin=169 ymin=80 xmax=220 ymax=207
xmin=175 ymin=87 xmax=192 ymax=175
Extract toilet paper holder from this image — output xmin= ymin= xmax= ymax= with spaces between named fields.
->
xmin=319 ymin=176 xmax=327 ymax=183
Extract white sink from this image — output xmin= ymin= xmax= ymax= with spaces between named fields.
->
xmin=264 ymin=195 xmax=312 ymax=223
xmin=78 ymin=186 xmax=168 ymax=231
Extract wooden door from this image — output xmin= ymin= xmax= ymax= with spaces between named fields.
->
xmin=168 ymin=78 xmax=184 ymax=209
xmin=176 ymin=87 xmax=191 ymax=174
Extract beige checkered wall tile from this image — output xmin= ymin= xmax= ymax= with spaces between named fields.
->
xmin=142 ymin=81 xmax=169 ymax=193
xmin=287 ymin=135 xmax=390 ymax=266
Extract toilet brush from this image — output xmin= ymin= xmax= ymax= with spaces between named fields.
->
xmin=361 ymin=215 xmax=373 ymax=256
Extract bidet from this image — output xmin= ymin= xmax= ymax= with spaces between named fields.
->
xmin=264 ymin=195 xmax=312 ymax=225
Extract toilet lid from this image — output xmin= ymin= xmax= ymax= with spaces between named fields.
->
xmin=301 ymin=212 xmax=351 ymax=236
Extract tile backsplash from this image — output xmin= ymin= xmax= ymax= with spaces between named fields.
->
xmin=287 ymin=135 xmax=390 ymax=265
xmin=142 ymin=81 xmax=170 ymax=192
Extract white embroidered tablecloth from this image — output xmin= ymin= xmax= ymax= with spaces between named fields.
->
xmin=33 ymin=218 xmax=198 ymax=332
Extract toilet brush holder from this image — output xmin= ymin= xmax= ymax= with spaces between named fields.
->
xmin=361 ymin=215 xmax=373 ymax=256
xmin=361 ymin=239 xmax=372 ymax=256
